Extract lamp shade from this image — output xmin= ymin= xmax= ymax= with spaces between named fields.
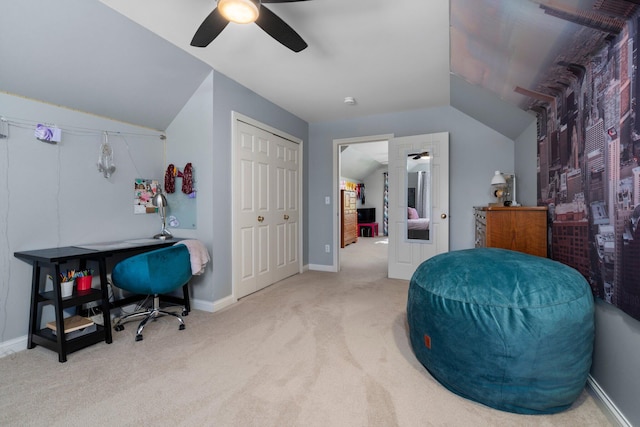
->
xmin=218 ymin=0 xmax=260 ymax=24
xmin=152 ymin=192 xmax=168 ymax=208
xmin=490 ymin=170 xmax=507 ymax=185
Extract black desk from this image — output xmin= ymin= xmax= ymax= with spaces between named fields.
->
xmin=14 ymin=238 xmax=178 ymax=362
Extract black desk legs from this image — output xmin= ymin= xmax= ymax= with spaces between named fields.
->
xmin=97 ymin=257 xmax=113 ymax=344
xmin=183 ymin=283 xmax=191 ymax=314
xmin=51 ymin=263 xmax=69 ymax=362
xmin=25 ymin=258 xmax=112 ymax=362
xmin=28 ymin=262 xmax=69 ymax=362
xmin=26 ymin=262 xmax=41 ymax=350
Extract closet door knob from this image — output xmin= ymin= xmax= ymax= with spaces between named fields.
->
xmin=257 ymin=216 xmax=264 ymax=222
xmin=441 ymin=213 xmax=447 ymax=219
xmin=284 ymin=214 xmax=290 ymax=220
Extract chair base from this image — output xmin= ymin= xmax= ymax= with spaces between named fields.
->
xmin=113 ymin=295 xmax=186 ymax=341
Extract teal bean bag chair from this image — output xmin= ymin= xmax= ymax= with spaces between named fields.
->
xmin=407 ymin=248 xmax=594 ymax=414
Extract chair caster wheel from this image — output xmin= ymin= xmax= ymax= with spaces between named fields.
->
xmin=179 ymin=324 xmax=185 ymax=330
xmin=114 ymin=324 xmax=124 ymax=332
xmin=182 ymin=310 xmax=188 ymax=316
xmin=135 ymin=334 xmax=143 ymax=341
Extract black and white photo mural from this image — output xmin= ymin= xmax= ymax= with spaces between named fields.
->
xmin=535 ymin=11 xmax=640 ymax=321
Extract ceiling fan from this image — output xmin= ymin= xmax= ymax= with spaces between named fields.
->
xmin=408 ymin=151 xmax=430 ymax=160
xmin=191 ymin=0 xmax=310 ymax=52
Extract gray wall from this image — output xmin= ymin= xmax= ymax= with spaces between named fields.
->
xmin=592 ymin=300 xmax=640 ymax=426
xmin=165 ymin=73 xmax=215 ymax=303
xmin=308 ymin=106 xmax=514 ymax=266
xmin=167 ymin=70 xmax=308 ymax=304
xmin=0 ymin=92 xmax=165 ymax=344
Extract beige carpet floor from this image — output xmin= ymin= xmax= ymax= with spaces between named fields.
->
xmin=0 ymin=237 xmax=612 ymax=426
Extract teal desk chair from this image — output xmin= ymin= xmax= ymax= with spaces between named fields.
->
xmin=112 ymin=245 xmax=192 ymax=341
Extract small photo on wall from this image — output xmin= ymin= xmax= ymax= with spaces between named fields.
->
xmin=134 ymin=179 xmax=159 ymax=214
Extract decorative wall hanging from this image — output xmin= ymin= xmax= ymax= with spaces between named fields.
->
xmin=165 ymin=164 xmax=176 ymax=193
xmin=536 ymin=14 xmax=640 ymax=321
xmin=97 ymin=132 xmax=116 ymax=178
xmin=164 ymin=162 xmax=197 ymax=229
xmin=340 ymin=180 xmax=365 ymax=204
xmin=164 ymin=163 xmax=196 ymax=197
xmin=35 ymin=124 xmax=62 ymax=143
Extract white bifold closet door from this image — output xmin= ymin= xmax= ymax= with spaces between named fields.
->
xmin=234 ymin=120 xmax=300 ymax=299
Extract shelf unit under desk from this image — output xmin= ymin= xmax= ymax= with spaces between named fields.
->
xmin=14 ymin=239 xmax=179 ymax=362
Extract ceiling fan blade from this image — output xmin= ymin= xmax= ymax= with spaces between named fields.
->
xmin=191 ymin=7 xmax=230 ymax=47
xmin=255 ymin=5 xmax=308 ymax=52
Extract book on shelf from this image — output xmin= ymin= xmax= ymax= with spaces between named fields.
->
xmin=46 ymin=315 xmax=94 ymax=333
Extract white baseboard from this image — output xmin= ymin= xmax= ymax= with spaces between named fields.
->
xmin=587 ymin=375 xmax=631 ymax=427
xmin=211 ymin=294 xmax=236 ymax=312
xmin=308 ymin=263 xmax=337 ymax=272
xmin=0 ymin=335 xmax=28 ymax=358
xmin=190 ymin=297 xmax=214 ymax=313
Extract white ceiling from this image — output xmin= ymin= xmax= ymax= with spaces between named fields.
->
xmin=99 ymin=0 xmax=451 ymax=124
xmin=340 ymin=140 xmax=389 ymax=181
xmin=1 ymin=0 xmax=631 ymax=136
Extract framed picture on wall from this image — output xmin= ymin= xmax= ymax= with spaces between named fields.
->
xmin=134 ymin=179 xmax=159 ymax=214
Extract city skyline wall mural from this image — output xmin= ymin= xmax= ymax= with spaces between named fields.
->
xmin=536 ymin=12 xmax=640 ymax=321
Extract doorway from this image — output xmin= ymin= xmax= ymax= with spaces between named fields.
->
xmin=333 ymin=132 xmax=450 ymax=278
xmin=333 ymin=134 xmax=393 ymax=272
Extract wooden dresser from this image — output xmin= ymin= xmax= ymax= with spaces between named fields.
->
xmin=474 ymin=206 xmax=548 ymax=257
xmin=341 ymin=190 xmax=358 ymax=247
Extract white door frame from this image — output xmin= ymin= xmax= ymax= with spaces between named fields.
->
xmin=231 ymin=111 xmax=304 ymax=299
xmin=332 ymin=134 xmax=394 ymax=272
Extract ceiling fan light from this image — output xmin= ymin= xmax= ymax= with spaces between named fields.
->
xmin=218 ymin=0 xmax=259 ymax=24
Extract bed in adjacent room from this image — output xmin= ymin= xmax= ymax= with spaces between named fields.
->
xmin=408 ymin=207 xmax=429 ymax=240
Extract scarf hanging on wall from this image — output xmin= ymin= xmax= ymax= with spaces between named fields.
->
xmin=165 ymin=164 xmax=176 ymax=193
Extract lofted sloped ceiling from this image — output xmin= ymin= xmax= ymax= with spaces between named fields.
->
xmin=340 ymin=141 xmax=389 ymax=182
xmin=0 ymin=1 xmax=212 ymax=131
xmin=451 ymin=0 xmax=638 ymax=134
xmin=1 ymin=0 xmax=636 ymax=136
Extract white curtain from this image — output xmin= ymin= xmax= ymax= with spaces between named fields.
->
xmin=416 ymin=170 xmax=429 ymax=218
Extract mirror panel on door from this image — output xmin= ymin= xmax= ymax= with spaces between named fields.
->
xmin=406 ymin=152 xmax=431 ymax=242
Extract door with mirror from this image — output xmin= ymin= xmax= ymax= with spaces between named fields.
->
xmin=388 ymin=133 xmax=449 ymax=280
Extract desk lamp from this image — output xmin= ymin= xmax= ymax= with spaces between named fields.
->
xmin=490 ymin=171 xmax=518 ymax=206
xmin=152 ymin=190 xmax=173 ymax=240
xmin=490 ymin=171 xmax=508 ymax=206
